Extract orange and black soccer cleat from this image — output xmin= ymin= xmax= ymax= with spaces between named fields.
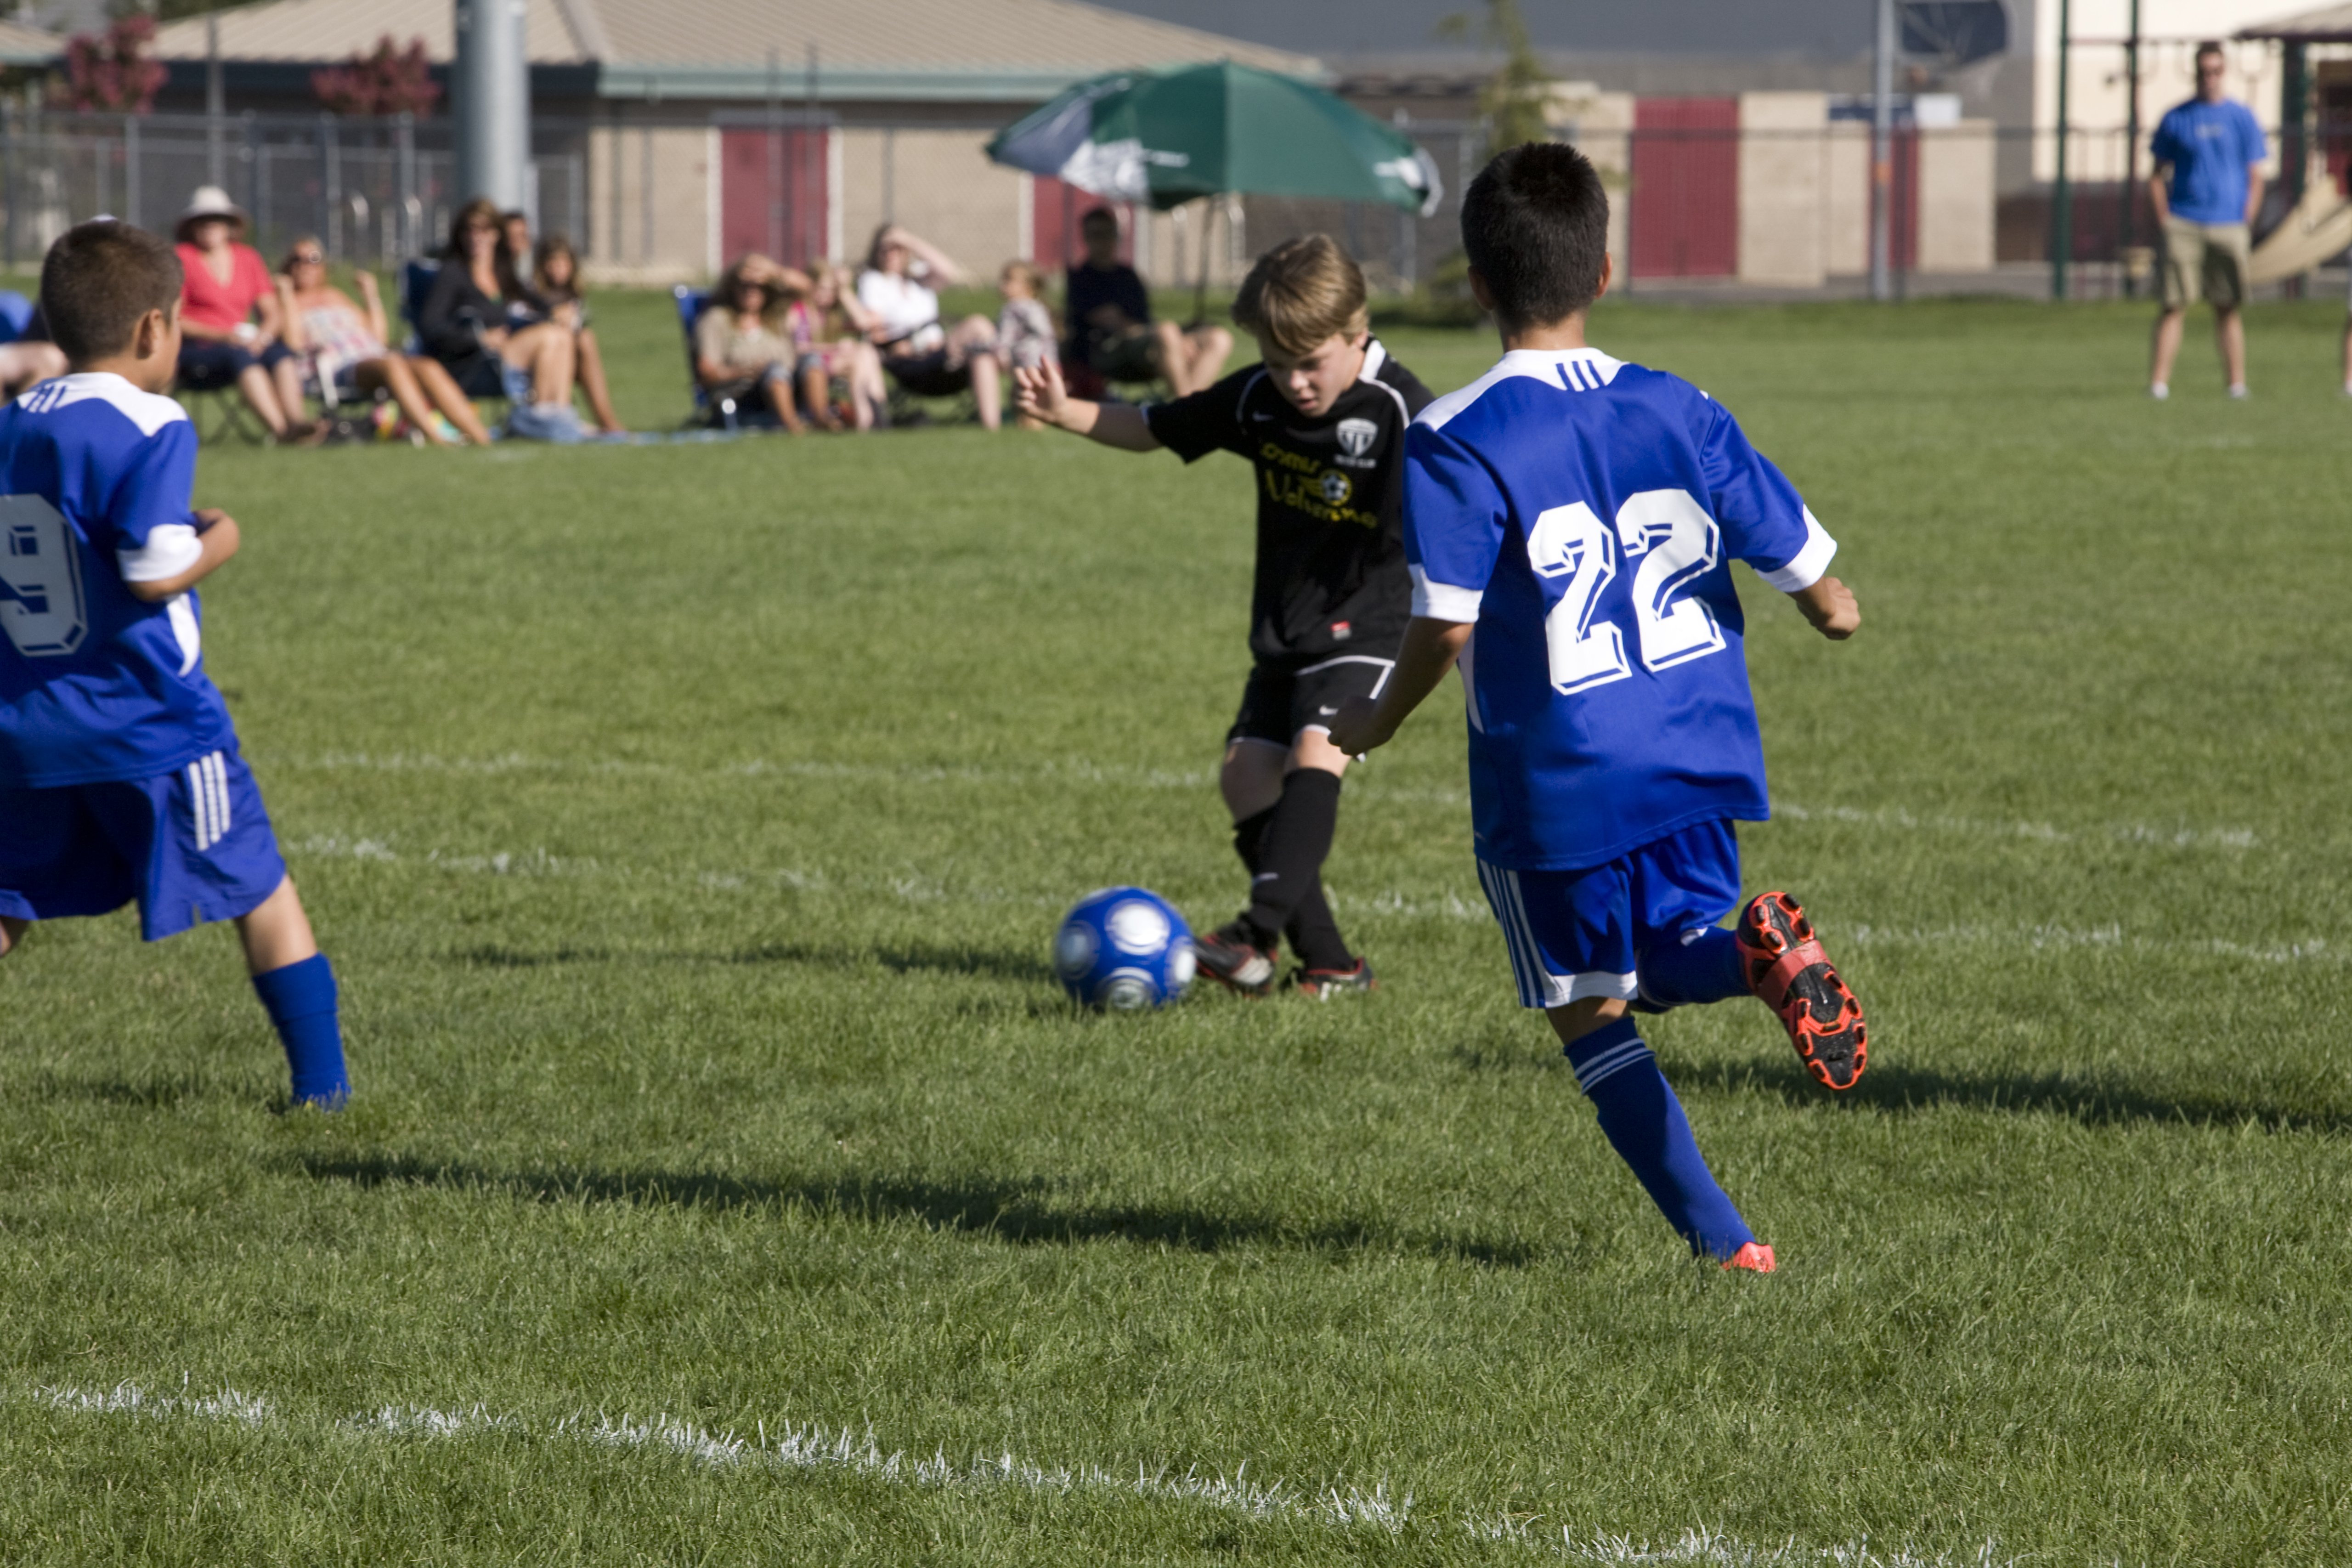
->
xmin=1735 ymin=891 xmax=1867 ymax=1091
xmin=1722 ymin=1242 xmax=1777 ymax=1273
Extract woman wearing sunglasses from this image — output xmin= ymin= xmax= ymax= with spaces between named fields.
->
xmin=274 ymin=238 xmax=492 ymax=446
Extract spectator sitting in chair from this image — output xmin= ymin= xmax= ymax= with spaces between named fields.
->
xmin=418 ymin=197 xmax=582 ymax=442
xmin=503 ymin=216 xmax=626 ymax=435
xmin=855 ymin=225 xmax=1002 ymax=430
xmin=175 ymin=185 xmax=312 ymax=440
xmin=1065 ymin=207 xmax=1231 ymax=398
xmin=793 ymin=260 xmax=888 ymax=431
xmin=695 ymin=253 xmax=812 ymax=433
xmin=274 ymin=237 xmax=488 ymax=447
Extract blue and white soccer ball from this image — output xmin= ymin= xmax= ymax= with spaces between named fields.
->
xmin=1054 ymin=886 xmax=1195 ymax=1010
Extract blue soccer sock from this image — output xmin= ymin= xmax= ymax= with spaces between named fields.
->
xmin=1637 ymin=926 xmax=1749 ymax=1009
xmin=1566 ymin=1017 xmax=1754 ymax=1259
xmin=251 ymin=953 xmax=349 ymax=1108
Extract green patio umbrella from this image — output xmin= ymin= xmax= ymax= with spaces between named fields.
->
xmin=986 ymin=59 xmax=1442 ymax=217
xmin=988 ymin=62 xmax=1440 ymax=322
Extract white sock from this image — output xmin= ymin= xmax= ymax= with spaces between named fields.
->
xmin=2228 ymin=384 xmax=2249 ymax=399
xmin=2149 ymin=382 xmax=2170 ymax=400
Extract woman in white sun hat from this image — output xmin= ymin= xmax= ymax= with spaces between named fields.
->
xmin=173 ymin=184 xmax=313 ymax=439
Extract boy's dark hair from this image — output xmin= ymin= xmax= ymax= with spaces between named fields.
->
xmin=1459 ymin=142 xmax=1610 ymax=331
xmin=1080 ymin=207 xmax=1118 ymax=232
xmin=40 ymin=220 xmax=182 ymax=363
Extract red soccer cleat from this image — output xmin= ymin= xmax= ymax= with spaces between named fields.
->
xmin=1736 ymin=891 xmax=1867 ymax=1091
xmin=1722 ymin=1242 xmax=1777 ymax=1273
xmin=1289 ymin=957 xmax=1378 ymax=1000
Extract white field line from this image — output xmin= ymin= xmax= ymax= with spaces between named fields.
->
xmin=278 ymin=834 xmax=2338 ymax=974
xmin=266 ymin=750 xmax=2267 ymax=855
xmin=23 ymin=1379 xmax=2015 ymax=1567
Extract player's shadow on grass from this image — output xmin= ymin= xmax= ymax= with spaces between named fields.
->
xmin=291 ymin=1154 xmax=1539 ymax=1267
xmin=1662 ymin=1054 xmax=2352 ymax=1134
xmin=444 ymin=941 xmax=1052 ymax=984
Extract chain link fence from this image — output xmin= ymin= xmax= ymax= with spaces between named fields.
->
xmin=0 ymin=108 xmax=586 ymax=273
xmin=1 ymin=107 xmax=2340 ymax=305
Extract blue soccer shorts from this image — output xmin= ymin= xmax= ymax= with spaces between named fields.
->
xmin=0 ymin=745 xmax=288 ymax=942
xmin=1475 ymin=817 xmax=1742 ymax=1010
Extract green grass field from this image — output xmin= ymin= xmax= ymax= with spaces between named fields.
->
xmin=6 ymin=289 xmax=2352 ymax=1565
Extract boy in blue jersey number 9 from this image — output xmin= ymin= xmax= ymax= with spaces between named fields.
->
xmin=0 ymin=221 xmax=349 ymax=1108
xmin=1329 ymin=145 xmax=1863 ymax=1273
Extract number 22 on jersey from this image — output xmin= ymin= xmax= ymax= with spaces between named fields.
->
xmin=1524 ymin=487 xmax=1724 ymax=695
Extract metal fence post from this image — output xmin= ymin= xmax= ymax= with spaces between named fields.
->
xmin=396 ymin=112 xmax=417 ymax=257
xmin=123 ymin=113 xmax=139 ymax=228
xmin=321 ymin=113 xmax=339 ymax=256
xmin=242 ymin=111 xmax=261 ymax=245
xmin=2052 ymin=0 xmax=2072 ymax=300
xmin=2 ymin=101 xmax=14 ymax=270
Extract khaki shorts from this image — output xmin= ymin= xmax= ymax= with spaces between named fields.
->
xmin=2160 ymin=219 xmax=2250 ymax=311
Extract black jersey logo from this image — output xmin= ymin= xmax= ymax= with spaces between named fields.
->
xmin=1335 ymin=418 xmax=1378 ymax=458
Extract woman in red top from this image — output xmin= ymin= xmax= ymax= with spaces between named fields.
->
xmin=174 ymin=185 xmax=310 ymax=439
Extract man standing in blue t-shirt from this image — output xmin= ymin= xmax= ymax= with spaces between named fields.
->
xmin=2148 ymin=42 xmax=2267 ymax=399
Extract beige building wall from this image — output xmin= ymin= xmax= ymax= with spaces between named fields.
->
xmin=1917 ymin=121 xmax=1997 ymax=273
xmin=1548 ymin=86 xmax=1634 ymax=287
xmin=586 ymin=124 xmax=717 ymax=285
xmin=1738 ymin=93 xmax=1830 ymax=287
xmin=838 ymin=127 xmax=1029 ymax=278
xmin=1824 ymin=122 xmax=1871 ymax=277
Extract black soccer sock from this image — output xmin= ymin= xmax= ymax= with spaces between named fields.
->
xmin=1232 ymin=804 xmax=1277 ymax=877
xmin=1241 ymin=768 xmax=1344 ymax=951
xmin=1235 ymin=802 xmax=1349 ymax=968
xmin=1282 ymin=883 xmax=1353 ymax=973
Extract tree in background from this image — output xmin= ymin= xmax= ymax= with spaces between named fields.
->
xmin=1438 ymin=0 xmax=1554 ymax=159
xmin=311 ymin=35 xmax=440 ymax=117
xmin=50 ymin=15 xmax=167 ymax=113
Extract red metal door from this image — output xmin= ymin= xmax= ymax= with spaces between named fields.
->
xmin=1630 ymin=97 xmax=1739 ymax=278
xmin=719 ymin=127 xmax=828 ymax=267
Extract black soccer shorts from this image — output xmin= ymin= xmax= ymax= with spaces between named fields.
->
xmin=1227 ymin=654 xmax=1397 ymax=749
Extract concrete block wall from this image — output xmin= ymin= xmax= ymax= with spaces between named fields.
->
xmin=839 ymin=127 xmax=1029 ymax=282
xmin=1549 ymin=87 xmax=1634 ymax=287
xmin=1917 ymin=123 xmax=1996 ymax=274
xmin=587 ymin=124 xmax=717 ymax=285
xmin=1738 ymin=92 xmax=1832 ymax=286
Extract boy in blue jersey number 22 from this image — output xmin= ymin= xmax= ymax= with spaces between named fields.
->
xmin=1330 ymin=144 xmax=1863 ymax=1273
xmin=0 ymin=220 xmax=349 ymax=1108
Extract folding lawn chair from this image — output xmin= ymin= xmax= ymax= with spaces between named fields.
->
xmin=673 ymin=285 xmax=786 ymax=434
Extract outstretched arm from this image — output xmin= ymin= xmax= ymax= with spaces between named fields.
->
xmin=1012 ymin=357 xmax=1159 ymax=452
xmin=1326 ymin=616 xmax=1474 ymax=756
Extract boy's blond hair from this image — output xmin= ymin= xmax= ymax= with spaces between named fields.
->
xmin=999 ymin=259 xmax=1044 ymax=295
xmin=1231 ymin=234 xmax=1368 ymax=358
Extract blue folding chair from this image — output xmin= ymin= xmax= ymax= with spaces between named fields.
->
xmin=675 ymin=284 xmax=787 ymax=434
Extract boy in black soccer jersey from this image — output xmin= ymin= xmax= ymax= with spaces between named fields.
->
xmin=1015 ymin=235 xmax=1434 ymax=998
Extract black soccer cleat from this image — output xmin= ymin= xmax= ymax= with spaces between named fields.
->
xmin=1195 ymin=921 xmax=1280 ymax=997
xmin=1289 ymin=957 xmax=1377 ymax=1000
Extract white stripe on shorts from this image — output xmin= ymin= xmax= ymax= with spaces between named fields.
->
xmin=1474 ymin=858 xmax=1640 ymax=1012
xmin=189 ymin=751 xmax=230 ymax=852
